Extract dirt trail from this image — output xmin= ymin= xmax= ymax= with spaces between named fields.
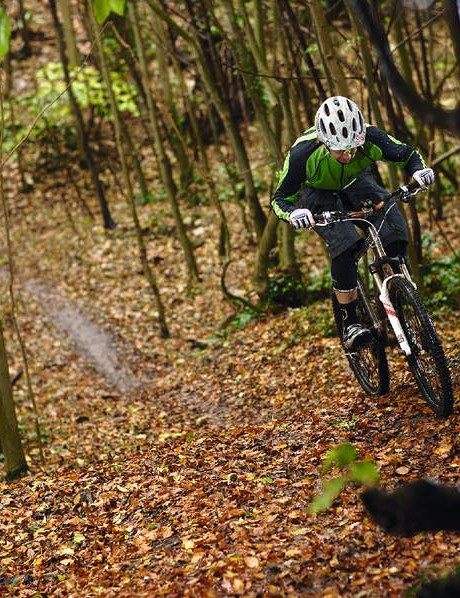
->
xmin=23 ymin=279 xmax=141 ymax=394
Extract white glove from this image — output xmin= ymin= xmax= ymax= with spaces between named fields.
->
xmin=412 ymin=168 xmax=435 ymax=189
xmin=289 ymin=208 xmax=315 ymax=230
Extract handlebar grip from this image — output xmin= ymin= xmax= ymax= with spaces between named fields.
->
xmin=390 ymin=179 xmax=421 ymax=199
xmin=312 ymin=210 xmax=343 ymax=224
xmin=405 ymin=180 xmax=421 ymax=193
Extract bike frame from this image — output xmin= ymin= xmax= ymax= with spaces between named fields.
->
xmin=312 ymin=183 xmax=453 ymax=415
xmin=356 ymin=221 xmax=414 ymax=356
xmin=316 ymin=199 xmax=419 ymax=357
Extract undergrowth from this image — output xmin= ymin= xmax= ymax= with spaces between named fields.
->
xmin=421 ymin=233 xmax=460 ymax=310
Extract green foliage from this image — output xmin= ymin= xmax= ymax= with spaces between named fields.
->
xmin=140 ymin=185 xmax=168 ymax=207
xmin=292 ymin=303 xmax=336 ymax=339
xmin=321 ymin=443 xmax=357 ymax=471
xmin=37 ymin=62 xmax=139 ymax=117
xmin=0 ymin=7 xmax=11 ymax=58
xmin=304 ymin=264 xmax=331 ymax=298
xmin=228 ymin=308 xmax=259 ymax=331
xmin=5 ymin=62 xmax=139 ymax=153
xmin=308 ymin=443 xmax=380 ymax=514
xmin=264 ymin=272 xmax=307 ymax=308
xmin=308 ymin=475 xmax=349 ymax=514
xmin=94 ymin=0 xmax=126 ymax=24
xmin=421 ymin=233 xmax=460 ymax=309
xmin=331 ymin=415 xmax=359 ymax=429
xmin=136 ymin=192 xmax=156 ymax=206
xmin=304 ymin=42 xmax=320 ymax=56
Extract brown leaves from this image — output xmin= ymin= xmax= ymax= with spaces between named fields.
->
xmin=0 ymin=394 xmax=459 ymax=596
xmin=1 ymin=288 xmax=459 ymax=596
xmin=2 ymin=87 xmax=459 ymax=596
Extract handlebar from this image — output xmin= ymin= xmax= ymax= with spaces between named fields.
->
xmin=389 ymin=179 xmax=421 ymax=199
xmin=312 ymin=181 xmax=423 ymax=226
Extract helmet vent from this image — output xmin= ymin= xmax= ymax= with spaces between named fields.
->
xmin=314 ymin=96 xmax=365 ymax=150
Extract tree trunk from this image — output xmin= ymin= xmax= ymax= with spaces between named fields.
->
xmin=307 ymin=0 xmax=349 ymax=96
xmin=253 ymin=211 xmax=279 ymax=296
xmin=49 ymin=0 xmax=116 ymax=229
xmin=150 ymin=13 xmax=193 ymax=186
xmin=128 ymin=0 xmax=200 ymax=283
xmin=57 ymin=0 xmax=79 ymax=67
xmin=444 ymin=0 xmax=460 ymax=65
xmin=88 ymin=0 xmax=169 ymax=337
xmin=0 ymin=321 xmax=28 ymax=480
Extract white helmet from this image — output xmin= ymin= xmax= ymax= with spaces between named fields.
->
xmin=315 ymin=96 xmax=366 ymax=150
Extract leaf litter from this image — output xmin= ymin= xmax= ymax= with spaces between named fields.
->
xmin=0 ymin=187 xmax=458 ymax=597
xmin=0 ymin=37 xmax=459 ymax=593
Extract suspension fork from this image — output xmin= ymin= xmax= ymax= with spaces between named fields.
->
xmin=366 ymin=227 xmax=413 ymax=356
xmin=378 ymin=276 xmax=412 ymax=356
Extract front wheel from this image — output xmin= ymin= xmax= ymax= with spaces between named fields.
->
xmin=332 ymin=287 xmax=390 ymax=396
xmin=389 ymin=277 xmax=454 ymax=417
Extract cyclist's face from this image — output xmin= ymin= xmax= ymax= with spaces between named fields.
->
xmin=329 ymin=147 xmax=358 ymax=163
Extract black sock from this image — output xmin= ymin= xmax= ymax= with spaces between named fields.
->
xmin=340 ymin=299 xmax=358 ymax=328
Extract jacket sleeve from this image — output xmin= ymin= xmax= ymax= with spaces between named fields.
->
xmin=271 ymin=144 xmax=310 ymax=221
xmin=365 ymin=125 xmax=426 ymax=176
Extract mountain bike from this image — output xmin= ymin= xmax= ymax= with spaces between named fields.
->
xmin=313 ymin=181 xmax=454 ymax=417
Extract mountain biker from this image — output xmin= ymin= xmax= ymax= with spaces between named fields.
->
xmin=272 ymin=96 xmax=434 ymax=350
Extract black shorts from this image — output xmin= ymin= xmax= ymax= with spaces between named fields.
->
xmin=297 ymin=173 xmax=409 ymax=259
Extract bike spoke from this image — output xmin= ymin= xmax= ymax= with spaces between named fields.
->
xmin=390 ymin=277 xmax=453 ymax=417
xmin=400 ymin=299 xmax=444 ymax=395
xmin=332 ymin=287 xmax=390 ymax=397
xmin=347 ymin=345 xmax=383 ymax=388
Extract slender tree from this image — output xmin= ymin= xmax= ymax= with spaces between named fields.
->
xmin=0 ymin=6 xmax=37 ymax=478
xmin=0 ymin=320 xmax=28 ymax=480
xmin=49 ymin=0 xmax=116 ymax=229
xmin=127 ymin=0 xmax=200 ymax=282
xmin=87 ymin=0 xmax=170 ymax=337
xmin=307 ymin=0 xmax=350 ymax=97
xmin=146 ymin=0 xmax=267 ymax=240
xmin=347 ymin=0 xmax=460 ymax=135
xmin=58 ymin=0 xmax=79 ymax=67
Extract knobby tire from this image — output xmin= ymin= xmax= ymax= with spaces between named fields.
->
xmin=332 ymin=287 xmax=390 ymax=396
xmin=389 ymin=277 xmax=453 ymax=417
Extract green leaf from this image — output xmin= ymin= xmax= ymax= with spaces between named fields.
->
xmin=260 ymin=476 xmax=274 ymax=484
xmin=94 ymin=0 xmax=110 ymax=24
xmin=73 ymin=532 xmax=86 ymax=544
xmin=308 ymin=475 xmax=348 ymax=514
xmin=350 ymin=461 xmax=380 ymax=486
xmin=93 ymin=0 xmax=126 ymax=24
xmin=0 ymin=8 xmax=11 ymax=59
xmin=321 ymin=443 xmax=357 ymax=473
xmin=110 ymin=0 xmax=126 ymax=15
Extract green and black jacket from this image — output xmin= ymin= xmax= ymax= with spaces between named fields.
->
xmin=272 ymin=124 xmax=426 ymax=221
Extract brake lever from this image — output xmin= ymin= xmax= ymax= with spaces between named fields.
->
xmin=314 ymin=210 xmax=347 ymax=226
xmin=394 ymin=181 xmax=423 ymax=203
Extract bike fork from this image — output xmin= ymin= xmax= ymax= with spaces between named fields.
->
xmin=379 ymin=275 xmax=412 ymax=356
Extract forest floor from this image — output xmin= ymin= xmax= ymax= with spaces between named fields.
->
xmin=0 ymin=155 xmax=459 ymax=597
xmin=1 ymin=6 xmax=460 ymax=592
xmin=2 ymin=2 xmax=460 ymax=596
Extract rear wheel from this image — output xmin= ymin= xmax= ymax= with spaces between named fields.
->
xmin=389 ymin=277 xmax=453 ymax=417
xmin=332 ymin=283 xmax=390 ymax=396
